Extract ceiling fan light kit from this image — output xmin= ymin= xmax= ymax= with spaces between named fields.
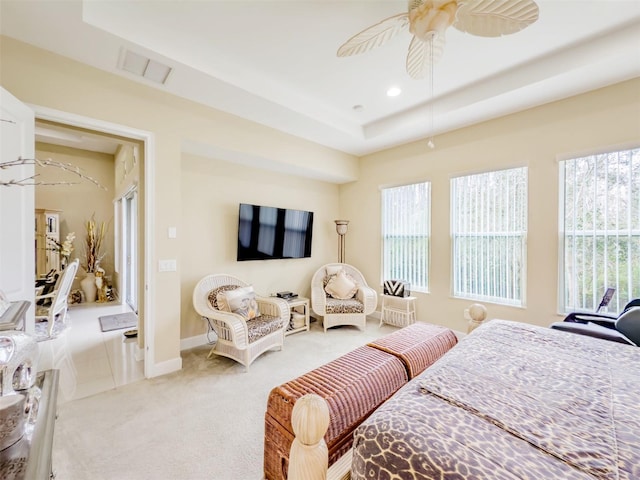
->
xmin=338 ymin=0 xmax=539 ymax=148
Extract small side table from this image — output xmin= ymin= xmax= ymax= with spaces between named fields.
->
xmin=380 ymin=295 xmax=417 ymax=328
xmin=285 ymin=297 xmax=310 ymax=336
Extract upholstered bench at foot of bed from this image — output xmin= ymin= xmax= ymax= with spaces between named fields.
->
xmin=264 ymin=345 xmax=408 ymax=480
xmin=367 ymin=322 xmax=459 ymax=379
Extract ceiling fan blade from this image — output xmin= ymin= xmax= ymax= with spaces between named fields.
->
xmin=337 ymin=14 xmax=409 ymax=57
xmin=453 ymin=0 xmax=539 ymax=37
xmin=406 ymin=33 xmax=446 ymax=79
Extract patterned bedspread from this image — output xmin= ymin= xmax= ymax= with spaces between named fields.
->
xmin=351 ymin=319 xmax=640 ymax=479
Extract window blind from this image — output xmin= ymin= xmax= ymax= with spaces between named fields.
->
xmin=451 ymin=167 xmax=527 ymax=305
xmin=560 ymin=148 xmax=640 ymax=312
xmin=381 ymin=182 xmax=430 ymax=292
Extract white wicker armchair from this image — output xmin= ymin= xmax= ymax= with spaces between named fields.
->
xmin=311 ymin=263 xmax=377 ymax=332
xmin=192 ymin=274 xmax=289 ymax=371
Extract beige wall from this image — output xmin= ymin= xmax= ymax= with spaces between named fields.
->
xmin=1 ymin=36 xmax=356 ymax=370
xmin=343 ymin=78 xmax=640 ymax=333
xmin=180 ymin=153 xmax=339 ymax=339
xmin=3 ymin=35 xmax=639 ymax=368
xmin=35 ymin=143 xmax=116 ymax=291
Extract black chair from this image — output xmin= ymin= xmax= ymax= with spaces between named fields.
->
xmin=550 ymin=300 xmax=640 ymax=346
xmin=35 ymin=270 xmax=59 ymax=306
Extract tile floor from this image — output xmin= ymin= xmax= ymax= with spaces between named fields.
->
xmin=37 ymin=302 xmax=145 ymax=404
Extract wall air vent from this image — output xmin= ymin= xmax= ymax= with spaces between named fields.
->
xmin=118 ymin=49 xmax=172 ymax=85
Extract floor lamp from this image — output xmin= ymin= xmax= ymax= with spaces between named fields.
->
xmin=334 ymin=220 xmax=349 ymax=263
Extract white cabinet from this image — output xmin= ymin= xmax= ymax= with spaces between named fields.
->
xmin=35 ymin=209 xmax=61 ymax=277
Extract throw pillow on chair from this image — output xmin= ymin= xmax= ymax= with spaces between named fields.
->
xmin=325 ymin=270 xmax=358 ymax=300
xmin=218 ymin=285 xmax=261 ymax=320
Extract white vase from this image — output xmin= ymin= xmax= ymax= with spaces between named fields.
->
xmin=81 ymin=273 xmax=97 ymax=303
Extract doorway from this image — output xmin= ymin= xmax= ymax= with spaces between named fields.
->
xmin=33 ymin=105 xmax=156 ymax=379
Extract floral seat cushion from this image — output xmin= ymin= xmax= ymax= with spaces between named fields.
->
xmin=325 ymin=297 xmax=364 ymax=314
xmin=246 ymin=314 xmax=283 ymax=343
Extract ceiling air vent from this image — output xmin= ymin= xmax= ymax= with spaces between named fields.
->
xmin=118 ymin=49 xmax=172 ymax=85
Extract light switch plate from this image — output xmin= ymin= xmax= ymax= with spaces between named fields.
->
xmin=159 ymin=259 xmax=177 ymax=272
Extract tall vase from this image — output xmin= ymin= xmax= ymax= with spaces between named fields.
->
xmin=81 ymin=273 xmax=97 ymax=303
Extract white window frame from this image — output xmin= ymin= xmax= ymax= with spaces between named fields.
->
xmin=558 ymin=146 xmax=640 ymax=314
xmin=381 ymin=181 xmax=431 ymax=293
xmin=451 ymin=166 xmax=528 ymax=306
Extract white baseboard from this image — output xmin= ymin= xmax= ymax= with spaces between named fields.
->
xmin=149 ymin=356 xmax=182 ymax=377
xmin=180 ymin=333 xmax=209 ymax=351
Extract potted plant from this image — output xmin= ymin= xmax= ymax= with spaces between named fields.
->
xmin=46 ymin=231 xmax=76 ymax=269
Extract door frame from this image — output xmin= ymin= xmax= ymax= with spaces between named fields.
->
xmin=118 ymin=186 xmax=138 ymax=314
xmin=32 ymin=104 xmax=156 ymax=379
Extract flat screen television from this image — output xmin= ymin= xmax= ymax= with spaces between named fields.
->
xmin=237 ymin=203 xmax=314 ymax=261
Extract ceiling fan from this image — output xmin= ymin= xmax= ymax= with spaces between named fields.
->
xmin=337 ymin=0 xmax=540 ymax=79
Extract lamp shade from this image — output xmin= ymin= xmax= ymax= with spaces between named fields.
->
xmin=334 ymin=220 xmax=349 ymax=236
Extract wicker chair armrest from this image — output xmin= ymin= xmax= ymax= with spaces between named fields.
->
xmin=256 ymin=296 xmax=289 ymax=327
xmin=206 ymin=310 xmax=248 ymax=331
xmin=195 ymin=298 xmax=249 ymax=326
xmin=194 ymin=301 xmax=221 ymax=320
xmin=356 ymin=285 xmax=378 ymax=315
xmin=311 ymin=284 xmax=327 ymax=316
xmin=205 ymin=309 xmax=250 ymax=347
xmin=196 ymin=299 xmax=246 ymax=333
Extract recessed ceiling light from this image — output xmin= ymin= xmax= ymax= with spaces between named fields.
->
xmin=386 ymin=86 xmax=402 ymax=97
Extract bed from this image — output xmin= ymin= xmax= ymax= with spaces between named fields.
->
xmin=350 ymin=319 xmax=640 ymax=479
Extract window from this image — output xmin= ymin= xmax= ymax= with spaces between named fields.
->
xmin=560 ymin=148 xmax=640 ymax=313
xmin=381 ymin=182 xmax=431 ymax=292
xmin=451 ymin=167 xmax=527 ymax=305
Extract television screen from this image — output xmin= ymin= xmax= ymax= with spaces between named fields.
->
xmin=237 ymin=203 xmax=313 ymax=261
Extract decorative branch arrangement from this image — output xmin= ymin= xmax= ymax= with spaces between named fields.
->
xmin=0 ymin=157 xmax=106 ymax=189
xmin=83 ymin=215 xmax=107 ymax=274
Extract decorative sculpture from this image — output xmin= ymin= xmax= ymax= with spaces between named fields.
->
xmin=95 ymin=267 xmax=108 ymax=303
xmin=288 ymin=394 xmax=330 ymax=480
xmin=466 ymin=303 xmax=488 ymax=333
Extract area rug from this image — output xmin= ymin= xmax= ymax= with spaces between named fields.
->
xmin=98 ymin=312 xmax=137 ymax=332
xmin=34 ymin=318 xmax=69 ymax=342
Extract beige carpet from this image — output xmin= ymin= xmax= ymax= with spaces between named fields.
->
xmin=52 ymin=317 xmax=401 ymax=480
